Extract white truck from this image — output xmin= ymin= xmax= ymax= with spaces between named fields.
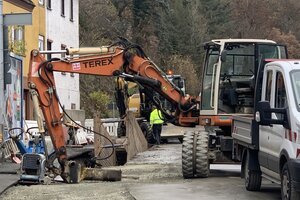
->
xmin=232 ymin=60 xmax=300 ymax=200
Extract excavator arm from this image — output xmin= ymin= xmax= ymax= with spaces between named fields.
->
xmin=28 ymin=38 xmax=199 ymax=182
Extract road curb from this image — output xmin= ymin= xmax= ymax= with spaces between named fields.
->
xmin=0 ymin=179 xmax=19 ymax=196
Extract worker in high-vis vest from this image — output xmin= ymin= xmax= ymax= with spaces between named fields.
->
xmin=150 ymin=106 xmax=164 ymax=145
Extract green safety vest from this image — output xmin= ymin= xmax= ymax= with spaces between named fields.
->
xmin=150 ymin=109 xmax=164 ymax=125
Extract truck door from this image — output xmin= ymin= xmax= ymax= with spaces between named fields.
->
xmin=259 ymin=69 xmax=274 ymax=169
xmin=267 ymin=70 xmax=287 ymax=174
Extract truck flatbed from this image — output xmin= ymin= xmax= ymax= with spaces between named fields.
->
xmin=232 ymin=115 xmax=257 ymax=148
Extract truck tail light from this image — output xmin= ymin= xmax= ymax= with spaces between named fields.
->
xmin=294 ymin=132 xmax=298 ymax=143
xmin=285 ymin=129 xmax=298 ymax=143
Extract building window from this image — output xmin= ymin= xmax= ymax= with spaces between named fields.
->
xmin=61 ymin=44 xmax=66 ymax=57
xmin=38 ymin=35 xmax=44 ymax=51
xmin=47 ymin=0 xmax=51 ymax=9
xmin=71 ymin=103 xmax=76 ymax=110
xmin=12 ymin=26 xmax=24 ymax=41
xmin=47 ymin=39 xmax=52 ymax=60
xmin=70 ymin=0 xmax=74 ymax=21
xmin=39 ymin=0 xmax=44 ymax=6
xmin=9 ymin=26 xmax=25 ymax=55
xmin=61 ymin=0 xmax=65 ymax=17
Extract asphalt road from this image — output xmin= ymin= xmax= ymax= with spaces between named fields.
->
xmin=0 ymin=131 xmax=282 ymax=200
xmin=129 ymin=164 xmax=281 ymax=200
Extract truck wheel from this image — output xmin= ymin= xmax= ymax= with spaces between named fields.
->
xmin=244 ymin=152 xmax=261 ymax=191
xmin=117 ymin=122 xmax=126 ymax=138
xmin=195 ymin=131 xmax=209 ymax=178
xmin=182 ymin=131 xmax=195 ymax=178
xmin=281 ymin=162 xmax=300 ymax=200
xmin=139 ymin=122 xmax=155 ymax=144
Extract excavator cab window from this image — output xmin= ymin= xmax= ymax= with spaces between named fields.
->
xmin=201 ymin=47 xmax=220 ymax=110
xmin=218 ymin=43 xmax=287 ymax=114
xmin=221 ymin=43 xmax=255 ymax=77
xmin=258 ymin=44 xmax=288 ymax=60
xmin=218 ymin=43 xmax=255 ymax=114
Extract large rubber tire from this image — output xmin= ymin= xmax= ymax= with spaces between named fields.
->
xmin=244 ymin=151 xmax=261 ymax=191
xmin=182 ymin=131 xmax=195 ymax=178
xmin=281 ymin=162 xmax=300 ymax=200
xmin=139 ymin=121 xmax=156 ymax=144
xmin=182 ymin=131 xmax=210 ymax=178
xmin=195 ymin=131 xmax=209 ymax=178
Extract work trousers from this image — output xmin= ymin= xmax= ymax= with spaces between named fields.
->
xmin=152 ymin=124 xmax=162 ymax=145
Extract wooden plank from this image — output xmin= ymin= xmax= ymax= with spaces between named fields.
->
xmin=125 ymin=111 xmax=148 ymax=161
xmin=82 ymin=168 xmax=121 ymax=181
xmin=94 ymin=115 xmax=116 ymax=167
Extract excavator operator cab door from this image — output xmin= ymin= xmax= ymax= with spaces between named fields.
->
xmin=200 ymin=40 xmax=288 ymax=124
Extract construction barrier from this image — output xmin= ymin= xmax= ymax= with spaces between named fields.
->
xmin=85 ymin=118 xmax=119 ymax=137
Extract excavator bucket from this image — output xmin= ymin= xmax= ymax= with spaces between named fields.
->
xmin=93 ymin=111 xmax=148 ymax=166
xmin=125 ymin=111 xmax=148 ymax=160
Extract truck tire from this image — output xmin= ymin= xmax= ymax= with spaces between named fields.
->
xmin=244 ymin=151 xmax=261 ymax=191
xmin=281 ymin=162 xmax=300 ymax=200
xmin=182 ymin=131 xmax=195 ymax=178
xmin=139 ymin=121 xmax=156 ymax=144
xmin=195 ymin=131 xmax=209 ymax=178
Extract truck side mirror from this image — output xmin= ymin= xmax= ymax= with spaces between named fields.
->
xmin=256 ymin=101 xmax=271 ymax=125
xmin=221 ymin=50 xmax=227 ymax=62
xmin=256 ymin=101 xmax=290 ymax=129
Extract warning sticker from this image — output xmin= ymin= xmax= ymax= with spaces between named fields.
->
xmin=72 ymin=63 xmax=81 ymax=71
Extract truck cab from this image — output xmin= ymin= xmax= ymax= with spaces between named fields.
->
xmin=233 ymin=60 xmax=300 ymax=200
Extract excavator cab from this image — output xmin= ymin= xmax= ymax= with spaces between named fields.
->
xmin=181 ymin=39 xmax=288 ymax=179
xmin=200 ymin=39 xmax=288 ymax=127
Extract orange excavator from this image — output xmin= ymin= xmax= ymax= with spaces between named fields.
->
xmin=27 ymin=38 xmax=199 ymax=183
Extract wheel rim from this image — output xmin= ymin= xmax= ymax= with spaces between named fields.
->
xmin=282 ymin=171 xmax=290 ymax=200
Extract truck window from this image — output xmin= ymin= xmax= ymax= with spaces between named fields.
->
xmin=290 ymin=70 xmax=300 ymax=111
xmin=265 ymin=70 xmax=273 ymax=102
xmin=275 ymin=72 xmax=287 ymax=118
